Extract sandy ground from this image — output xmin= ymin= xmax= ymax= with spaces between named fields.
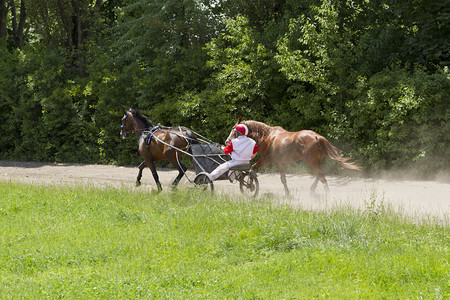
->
xmin=1 ymin=161 xmax=449 ymax=224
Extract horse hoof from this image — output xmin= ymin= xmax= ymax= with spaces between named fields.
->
xmin=150 ymin=189 xmax=161 ymax=196
xmin=310 ymin=190 xmax=319 ymax=200
xmin=135 ymin=182 xmax=141 ymax=187
xmin=151 ymin=188 xmax=162 ymax=194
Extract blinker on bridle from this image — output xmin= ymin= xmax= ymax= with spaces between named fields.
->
xmin=121 ymin=112 xmax=130 ymax=137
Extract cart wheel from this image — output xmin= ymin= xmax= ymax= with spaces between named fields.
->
xmin=194 ymin=172 xmax=214 ymax=192
xmin=239 ymin=171 xmax=259 ymax=197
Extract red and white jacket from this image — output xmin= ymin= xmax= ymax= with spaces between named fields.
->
xmin=223 ymin=135 xmax=258 ymax=161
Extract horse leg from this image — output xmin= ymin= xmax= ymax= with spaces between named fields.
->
xmin=311 ymin=178 xmax=319 ymax=191
xmin=277 ymin=164 xmax=290 ymax=196
xmin=254 ymin=158 xmax=290 ymax=195
xmin=281 ymin=173 xmax=289 ymax=196
xmin=251 ymin=157 xmax=270 ymax=170
xmin=149 ymin=162 xmax=162 ymax=192
xmin=172 ymin=162 xmax=187 ymax=187
xmin=306 ymin=158 xmax=330 ymax=193
xmin=140 ymin=149 xmax=162 ymax=192
xmin=136 ymin=161 xmax=145 ymax=187
xmin=165 ymin=150 xmax=187 ymax=188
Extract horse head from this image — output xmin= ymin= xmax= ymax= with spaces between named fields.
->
xmin=121 ymin=108 xmax=155 ymax=139
xmin=120 ymin=108 xmax=137 ymax=139
xmin=225 ymin=116 xmax=244 ymax=144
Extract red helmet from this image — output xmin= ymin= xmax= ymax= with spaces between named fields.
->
xmin=235 ymin=124 xmax=248 ymax=136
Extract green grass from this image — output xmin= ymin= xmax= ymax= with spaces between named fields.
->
xmin=0 ymin=181 xmax=448 ymax=299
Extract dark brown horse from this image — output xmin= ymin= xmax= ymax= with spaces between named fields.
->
xmin=226 ymin=117 xmax=361 ymax=195
xmin=120 ymin=108 xmax=198 ymax=191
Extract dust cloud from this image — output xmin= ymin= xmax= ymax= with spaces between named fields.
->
xmin=1 ymin=161 xmax=448 ymax=224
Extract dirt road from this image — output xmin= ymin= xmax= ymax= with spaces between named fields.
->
xmin=1 ymin=161 xmax=449 ymax=224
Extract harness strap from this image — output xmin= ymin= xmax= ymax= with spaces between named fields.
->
xmin=141 ymin=126 xmax=160 ymax=145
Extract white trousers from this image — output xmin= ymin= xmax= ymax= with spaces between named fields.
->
xmin=209 ymin=160 xmax=249 ymax=181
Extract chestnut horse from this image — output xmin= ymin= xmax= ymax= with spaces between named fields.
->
xmin=121 ymin=108 xmax=198 ymax=191
xmin=226 ymin=118 xmax=361 ymax=195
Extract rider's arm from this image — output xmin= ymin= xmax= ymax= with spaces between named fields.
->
xmin=223 ymin=141 xmax=233 ymax=155
xmin=251 ymin=144 xmax=259 ymax=159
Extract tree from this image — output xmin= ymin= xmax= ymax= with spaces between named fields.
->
xmin=0 ymin=0 xmax=28 ymax=49
xmin=0 ymin=0 xmax=7 ymax=45
xmin=0 ymin=0 xmax=448 ymax=175
xmin=101 ymin=0 xmax=219 ymax=113
xmin=9 ymin=0 xmax=27 ymax=49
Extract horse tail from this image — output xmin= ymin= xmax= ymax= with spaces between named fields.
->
xmin=318 ymin=136 xmax=362 ymax=171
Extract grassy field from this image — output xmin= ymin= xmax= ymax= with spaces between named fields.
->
xmin=0 ymin=181 xmax=448 ymax=299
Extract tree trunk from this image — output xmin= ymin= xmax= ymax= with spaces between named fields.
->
xmin=0 ymin=0 xmax=7 ymax=45
xmin=9 ymin=0 xmax=27 ymax=49
xmin=71 ymin=0 xmax=81 ymax=49
xmin=57 ymin=0 xmax=73 ymax=49
xmin=17 ymin=0 xmax=27 ymax=48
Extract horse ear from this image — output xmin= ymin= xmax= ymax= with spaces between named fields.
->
xmin=238 ymin=116 xmax=243 ymax=123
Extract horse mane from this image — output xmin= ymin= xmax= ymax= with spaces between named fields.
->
xmin=242 ymin=120 xmax=273 ymax=141
xmin=130 ymin=109 xmax=154 ymax=129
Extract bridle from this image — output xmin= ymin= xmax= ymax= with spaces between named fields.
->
xmin=121 ymin=111 xmax=134 ymax=138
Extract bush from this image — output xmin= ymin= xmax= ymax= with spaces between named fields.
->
xmin=335 ymin=65 xmax=450 ymax=177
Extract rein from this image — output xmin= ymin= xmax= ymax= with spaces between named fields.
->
xmin=142 ymin=126 xmax=216 ymax=145
xmin=121 ymin=126 xmax=142 ymax=137
xmin=141 ymin=126 xmax=227 ymax=184
xmin=123 ymin=110 xmax=226 ymax=183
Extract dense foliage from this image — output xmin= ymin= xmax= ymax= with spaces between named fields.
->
xmin=0 ymin=0 xmax=449 ymax=177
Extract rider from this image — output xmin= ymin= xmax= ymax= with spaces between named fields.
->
xmin=209 ymin=124 xmax=258 ymax=181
